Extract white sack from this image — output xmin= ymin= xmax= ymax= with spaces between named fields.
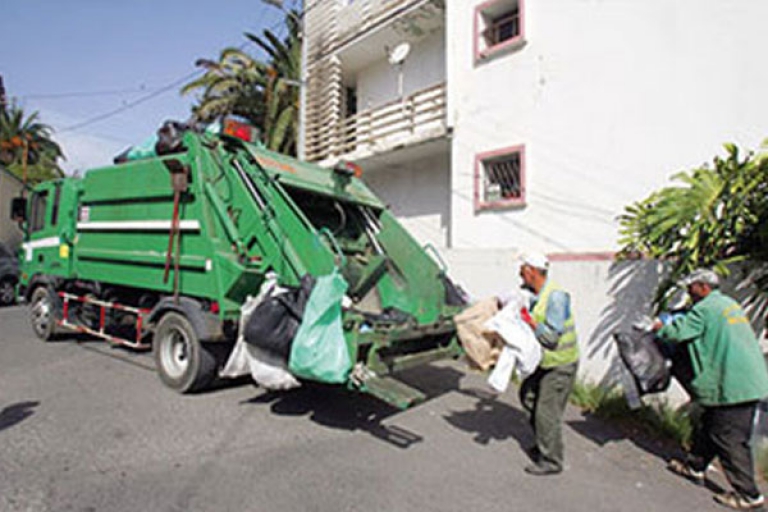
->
xmin=220 ymin=273 xmax=301 ymax=390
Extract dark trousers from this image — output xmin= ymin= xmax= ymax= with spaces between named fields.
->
xmin=687 ymin=401 xmax=760 ymax=499
xmin=519 ymin=363 xmax=578 ymax=469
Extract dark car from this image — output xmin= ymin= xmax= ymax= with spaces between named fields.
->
xmin=0 ymin=241 xmax=19 ymax=306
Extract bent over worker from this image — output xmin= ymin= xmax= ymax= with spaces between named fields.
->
xmin=654 ymin=268 xmax=768 ymax=510
xmin=516 ymin=252 xmax=579 ymax=476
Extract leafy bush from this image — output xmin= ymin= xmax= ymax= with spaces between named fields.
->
xmin=570 ymin=380 xmax=693 ymax=448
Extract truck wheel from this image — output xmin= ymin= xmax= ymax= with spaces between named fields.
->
xmin=0 ymin=279 xmax=16 ymax=306
xmin=30 ymin=286 xmax=57 ymax=341
xmin=153 ymin=312 xmax=216 ymax=393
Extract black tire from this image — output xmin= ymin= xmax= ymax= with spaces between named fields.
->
xmin=30 ymin=286 xmax=57 ymax=341
xmin=0 ymin=279 xmax=16 ymax=306
xmin=153 ymin=312 xmax=216 ymax=393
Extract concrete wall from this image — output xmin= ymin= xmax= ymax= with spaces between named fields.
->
xmin=365 ymin=151 xmax=450 ymax=248
xmin=441 ymin=250 xmax=766 ymax=406
xmin=442 ymin=249 xmax=658 ymax=385
xmin=446 ymin=0 xmax=768 ymax=253
xmin=0 ymin=167 xmax=23 ymax=250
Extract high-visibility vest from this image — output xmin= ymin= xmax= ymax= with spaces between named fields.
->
xmin=531 ymin=280 xmax=579 ymax=368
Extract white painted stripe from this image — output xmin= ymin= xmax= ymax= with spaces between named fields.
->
xmin=77 ymin=220 xmax=201 ymax=232
xmin=22 ymin=237 xmax=61 ymax=262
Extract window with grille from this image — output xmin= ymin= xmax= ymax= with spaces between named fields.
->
xmin=475 ymin=0 xmax=525 ymax=61
xmin=475 ymin=146 xmax=525 ymax=210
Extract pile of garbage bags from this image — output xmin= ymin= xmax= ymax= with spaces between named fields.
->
xmin=221 ymin=270 xmax=352 ymax=389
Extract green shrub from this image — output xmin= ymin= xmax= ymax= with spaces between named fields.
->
xmin=570 ymin=380 xmax=693 ymax=448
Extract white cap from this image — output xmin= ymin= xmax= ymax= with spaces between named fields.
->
xmin=521 ymin=251 xmax=549 ymax=271
xmin=680 ymin=268 xmax=720 ymax=287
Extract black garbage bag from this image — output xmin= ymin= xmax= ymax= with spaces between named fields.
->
xmin=244 ymin=274 xmax=315 ymax=360
xmin=613 ymin=329 xmax=671 ymax=395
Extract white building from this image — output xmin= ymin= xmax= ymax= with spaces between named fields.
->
xmin=0 ymin=166 xmax=24 ymax=250
xmin=301 ymin=0 xmax=768 ymax=383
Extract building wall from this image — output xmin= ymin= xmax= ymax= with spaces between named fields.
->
xmin=0 ymin=167 xmax=24 ymax=250
xmin=364 ymin=151 xmax=450 ymax=248
xmin=355 ymin=29 xmax=446 ymax=110
xmin=443 ymin=250 xmax=765 ymax=404
xmin=447 ymin=0 xmax=768 ymax=253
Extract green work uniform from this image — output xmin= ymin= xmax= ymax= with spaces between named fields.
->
xmin=657 ymin=290 xmax=768 ymax=406
xmin=520 ymin=280 xmax=579 ymax=470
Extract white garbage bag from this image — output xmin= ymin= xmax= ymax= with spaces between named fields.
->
xmin=484 ymin=290 xmax=541 ymax=392
xmin=221 ymin=273 xmax=301 ymax=390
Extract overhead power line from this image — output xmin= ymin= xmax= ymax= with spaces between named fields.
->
xmin=56 ymin=1 xmax=297 ymax=134
xmin=19 ymin=86 xmax=151 ymax=100
xmin=58 ymin=70 xmax=202 ymax=133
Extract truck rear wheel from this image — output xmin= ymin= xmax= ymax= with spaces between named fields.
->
xmin=30 ymin=286 xmax=57 ymax=341
xmin=153 ymin=311 xmax=216 ymax=393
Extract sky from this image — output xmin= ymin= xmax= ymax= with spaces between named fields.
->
xmin=1 ymin=0 xmax=299 ymax=174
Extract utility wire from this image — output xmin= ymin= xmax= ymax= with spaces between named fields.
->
xmin=57 ymin=0 xmax=286 ymax=134
xmin=19 ymin=86 xmax=150 ymax=100
xmin=58 ymin=70 xmax=202 ymax=133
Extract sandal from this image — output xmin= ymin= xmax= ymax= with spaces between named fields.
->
xmin=714 ymin=491 xmax=765 ymax=510
xmin=667 ymin=459 xmax=704 ymax=484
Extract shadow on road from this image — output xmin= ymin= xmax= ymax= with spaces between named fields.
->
xmin=0 ymin=401 xmax=40 ymax=432
xmin=442 ymin=387 xmax=533 ymax=450
xmin=567 ymin=411 xmax=684 ymax=462
xmin=241 ymin=363 xmax=465 ymax=449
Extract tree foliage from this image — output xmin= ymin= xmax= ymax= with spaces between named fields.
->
xmin=0 ymin=102 xmax=64 ymax=184
xmin=182 ymin=10 xmax=301 ymax=156
xmin=618 ymin=142 xmax=768 ymax=312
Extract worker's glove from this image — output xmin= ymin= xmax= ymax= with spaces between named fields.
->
xmin=520 ymin=307 xmax=535 ymax=328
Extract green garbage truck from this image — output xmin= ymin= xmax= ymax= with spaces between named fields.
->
xmin=11 ymin=120 xmax=465 ymax=408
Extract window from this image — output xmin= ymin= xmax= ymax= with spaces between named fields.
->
xmin=51 ymin=184 xmax=62 ymax=227
xmin=475 ymin=146 xmax=525 ymax=210
xmin=475 ymin=0 xmax=525 ymax=61
xmin=29 ymin=190 xmax=49 ymax=233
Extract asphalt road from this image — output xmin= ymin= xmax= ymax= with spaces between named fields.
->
xmin=0 ymin=304 xmax=741 ymax=512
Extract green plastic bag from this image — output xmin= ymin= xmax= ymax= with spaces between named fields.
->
xmin=288 ymin=269 xmax=352 ymax=383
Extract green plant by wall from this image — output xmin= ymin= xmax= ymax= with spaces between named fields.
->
xmin=617 ymin=141 xmax=768 ymax=313
xmin=570 ymin=380 xmax=694 ymax=449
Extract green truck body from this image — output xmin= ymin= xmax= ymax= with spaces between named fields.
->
xmin=15 ymin=124 xmax=464 ymax=408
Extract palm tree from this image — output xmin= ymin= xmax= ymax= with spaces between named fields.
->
xmin=181 ymin=49 xmax=269 ymax=125
xmin=0 ymin=103 xmax=64 ymax=184
xmin=618 ymin=143 xmax=768 ymax=311
xmin=182 ymin=10 xmax=301 ymax=156
xmin=245 ymin=10 xmax=301 ymax=155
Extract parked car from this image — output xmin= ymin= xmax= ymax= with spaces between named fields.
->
xmin=0 ymin=242 xmax=19 ymax=306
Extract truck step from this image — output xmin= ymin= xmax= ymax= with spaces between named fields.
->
xmin=360 ymin=375 xmax=426 ymax=410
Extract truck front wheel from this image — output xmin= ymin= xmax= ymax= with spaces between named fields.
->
xmin=153 ymin=312 xmax=216 ymax=393
xmin=30 ymin=286 xmax=57 ymax=341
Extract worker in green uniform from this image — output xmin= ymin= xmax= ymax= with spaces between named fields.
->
xmin=517 ymin=252 xmax=579 ymax=476
xmin=653 ymin=268 xmax=768 ymax=510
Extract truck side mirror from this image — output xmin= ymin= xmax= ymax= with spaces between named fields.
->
xmin=11 ymin=197 xmax=27 ymax=223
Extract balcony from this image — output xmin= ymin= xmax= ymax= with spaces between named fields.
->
xmin=305 ymin=82 xmax=447 ymax=164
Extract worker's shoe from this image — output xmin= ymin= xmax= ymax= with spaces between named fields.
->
xmin=524 ymin=461 xmax=562 ymax=476
xmin=667 ymin=459 xmax=705 ymax=484
xmin=713 ymin=491 xmax=765 ymax=510
xmin=525 ymin=445 xmax=541 ymax=463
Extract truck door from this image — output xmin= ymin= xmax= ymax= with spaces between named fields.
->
xmin=23 ymin=182 xmax=71 ymax=278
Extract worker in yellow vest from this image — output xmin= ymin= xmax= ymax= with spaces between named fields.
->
xmin=517 ymin=252 xmax=579 ymax=475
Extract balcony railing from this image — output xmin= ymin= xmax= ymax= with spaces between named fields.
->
xmin=305 ymin=82 xmax=447 ymax=163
